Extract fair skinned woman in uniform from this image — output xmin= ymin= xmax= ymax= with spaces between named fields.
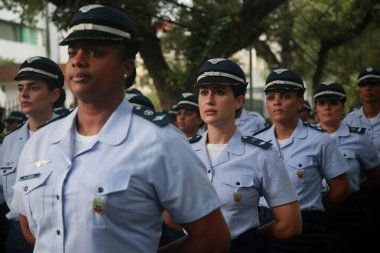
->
xmin=254 ymin=69 xmax=350 ymax=253
xmin=314 ymin=82 xmax=380 ymax=253
xmin=188 ymin=58 xmax=302 ymax=253
xmin=0 ymin=56 xmax=66 ymax=253
xmin=11 ymin=5 xmax=230 ymax=253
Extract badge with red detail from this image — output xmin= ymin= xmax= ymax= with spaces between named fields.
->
xmin=296 ymin=169 xmax=304 ymax=179
xmin=233 ymin=192 xmax=242 ymax=203
xmin=93 ymin=198 xmax=106 ymax=214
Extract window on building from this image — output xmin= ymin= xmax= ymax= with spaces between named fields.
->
xmin=0 ymin=20 xmax=42 ymax=46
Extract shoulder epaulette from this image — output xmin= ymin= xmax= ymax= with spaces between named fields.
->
xmin=241 ymin=136 xmax=272 ymax=149
xmin=5 ymin=120 xmax=27 ymax=137
xmin=133 ymin=106 xmax=171 ymax=127
xmin=188 ymin=135 xmax=202 ymax=144
xmin=348 ymin=126 xmax=366 ymax=134
xmin=252 ymin=125 xmax=271 ymax=136
xmin=38 ymin=109 xmax=74 ymax=129
xmin=303 ymin=122 xmax=326 ymax=132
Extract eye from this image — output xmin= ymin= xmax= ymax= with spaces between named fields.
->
xmin=17 ymin=86 xmax=23 ymax=92
xmin=215 ymin=89 xmax=225 ymax=96
xmin=30 ymin=85 xmax=40 ymax=91
xmin=266 ymin=94 xmax=275 ymax=101
xmin=280 ymin=93 xmax=292 ymax=100
xmin=88 ymin=48 xmax=102 ymax=57
xmin=67 ymin=48 xmax=77 ymax=58
xmin=199 ymin=89 xmax=208 ymax=96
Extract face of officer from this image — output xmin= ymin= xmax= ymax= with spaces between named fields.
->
xmin=176 ymin=108 xmax=202 ymax=137
xmin=266 ymin=91 xmax=304 ymax=126
xmin=198 ymin=85 xmax=243 ymax=128
xmin=316 ymin=98 xmax=344 ymax=127
xmin=359 ymin=83 xmax=380 ymax=105
xmin=17 ymin=78 xmax=59 ymax=118
xmin=65 ymin=40 xmax=133 ymax=104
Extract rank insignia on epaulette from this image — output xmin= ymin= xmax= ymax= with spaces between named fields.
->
xmin=296 ymin=169 xmax=304 ymax=179
xmin=233 ymin=192 xmax=242 ymax=204
xmin=241 ymin=136 xmax=272 ymax=149
xmin=348 ymin=126 xmax=366 ymax=134
xmin=133 ymin=106 xmax=171 ymax=127
xmin=188 ymin=135 xmax=202 ymax=143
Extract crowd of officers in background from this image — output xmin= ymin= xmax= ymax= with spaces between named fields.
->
xmin=1 ymin=4 xmax=380 ymax=253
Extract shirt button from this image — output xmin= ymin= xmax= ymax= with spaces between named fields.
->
xmin=207 ymin=170 xmax=211 ymax=174
xmin=3 ymin=170 xmax=5 ymax=174
xmin=24 ymin=186 xmax=28 ymax=192
xmin=56 ymin=195 xmax=60 ymax=200
xmin=236 ymin=182 xmax=241 ymax=186
xmin=56 ymin=230 xmax=61 ymax=235
xmin=98 ymin=187 xmax=104 ymax=193
xmin=298 ymin=164 xmax=302 ymax=167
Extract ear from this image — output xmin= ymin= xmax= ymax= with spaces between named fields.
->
xmin=122 ymin=59 xmax=134 ymax=78
xmin=51 ymin=88 xmax=60 ymax=103
xmin=235 ymin=95 xmax=244 ymax=110
xmin=298 ymin=97 xmax=305 ymax=111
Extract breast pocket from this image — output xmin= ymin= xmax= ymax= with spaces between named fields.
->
xmin=222 ymin=175 xmax=256 ymax=207
xmin=13 ymin=168 xmax=53 ymax=224
xmin=87 ymin=173 xmax=131 ymax=229
xmin=288 ymin=157 xmax=314 ymax=187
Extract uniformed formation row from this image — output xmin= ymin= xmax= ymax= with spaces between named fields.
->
xmin=1 ymin=4 xmax=380 ymax=253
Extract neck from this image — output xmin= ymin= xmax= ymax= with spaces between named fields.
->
xmin=319 ymin=120 xmax=340 ymax=133
xmin=76 ymin=96 xmax=123 ymax=136
xmin=363 ymin=103 xmax=380 ymax=118
xmin=274 ymin=118 xmax=298 ymax=140
xmin=207 ymin=122 xmax=236 ymax=144
xmin=28 ymin=110 xmax=53 ymax=132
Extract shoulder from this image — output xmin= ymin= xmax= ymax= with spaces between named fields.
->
xmin=133 ymin=106 xmax=171 ymax=127
xmin=303 ymin=122 xmax=326 ymax=132
xmin=241 ymin=136 xmax=272 ymax=149
xmin=347 ymin=125 xmax=366 ymax=134
xmin=188 ymin=134 xmax=202 ymax=144
xmin=4 ymin=120 xmax=27 ymax=137
xmin=38 ymin=109 xmax=74 ymax=129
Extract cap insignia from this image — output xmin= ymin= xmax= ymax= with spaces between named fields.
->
xmin=26 ymin=56 xmax=41 ymax=63
xmin=273 ymin=68 xmax=288 ymax=74
xmin=79 ymin=4 xmax=104 ymax=13
xmin=208 ymin=58 xmax=226 ymax=64
xmin=366 ymin=67 xmax=373 ymax=72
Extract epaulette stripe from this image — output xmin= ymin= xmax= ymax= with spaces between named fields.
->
xmin=4 ymin=120 xmax=27 ymax=137
xmin=188 ymin=135 xmax=202 ymax=143
xmin=347 ymin=125 xmax=366 ymax=134
xmin=38 ymin=109 xmax=74 ymax=129
xmin=241 ymin=136 xmax=272 ymax=149
xmin=303 ymin=122 xmax=325 ymax=132
xmin=133 ymin=106 xmax=171 ymax=127
xmin=252 ymin=125 xmax=271 ymax=136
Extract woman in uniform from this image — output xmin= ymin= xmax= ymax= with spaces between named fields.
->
xmin=0 ymin=56 xmax=66 ymax=253
xmin=254 ymin=69 xmax=350 ymax=253
xmin=314 ymin=81 xmax=380 ymax=253
xmin=190 ymin=58 xmax=302 ymax=253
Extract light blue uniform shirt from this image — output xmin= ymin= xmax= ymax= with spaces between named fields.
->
xmin=191 ymin=128 xmax=298 ymax=239
xmin=255 ymin=120 xmax=349 ymax=211
xmin=326 ymin=123 xmax=380 ymax=193
xmin=343 ymin=107 xmax=380 ymax=154
xmin=12 ymin=99 xmax=221 ymax=253
xmin=0 ymin=121 xmax=29 ymax=220
xmin=235 ymin=109 xmax=267 ymax=136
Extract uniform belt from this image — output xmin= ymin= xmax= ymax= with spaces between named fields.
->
xmin=230 ymin=227 xmax=258 ymax=249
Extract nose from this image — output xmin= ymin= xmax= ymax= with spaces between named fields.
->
xmin=71 ymin=49 xmax=87 ymax=68
xmin=19 ymin=87 xmax=29 ymax=98
xmin=205 ymin=92 xmax=215 ymax=105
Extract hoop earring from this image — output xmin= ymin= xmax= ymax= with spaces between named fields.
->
xmin=124 ymin=74 xmax=128 ymax=79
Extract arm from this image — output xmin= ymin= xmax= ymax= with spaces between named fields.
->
xmin=19 ymin=214 xmax=35 ymax=245
xmin=323 ymin=173 xmax=350 ymax=210
xmin=158 ymin=209 xmax=230 ymax=253
xmin=258 ymin=201 xmax=302 ymax=240
xmin=361 ymin=164 xmax=380 ymax=192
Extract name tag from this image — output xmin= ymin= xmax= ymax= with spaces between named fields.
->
xmin=19 ymin=173 xmax=41 ymax=181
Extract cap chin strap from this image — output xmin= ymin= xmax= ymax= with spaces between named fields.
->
xmin=313 ymin=90 xmax=346 ymax=99
xmin=197 ymin=71 xmax=245 ymax=84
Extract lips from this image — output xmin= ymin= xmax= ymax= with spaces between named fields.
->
xmin=70 ymin=72 xmax=91 ymax=82
xmin=204 ymin=109 xmax=216 ymax=116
